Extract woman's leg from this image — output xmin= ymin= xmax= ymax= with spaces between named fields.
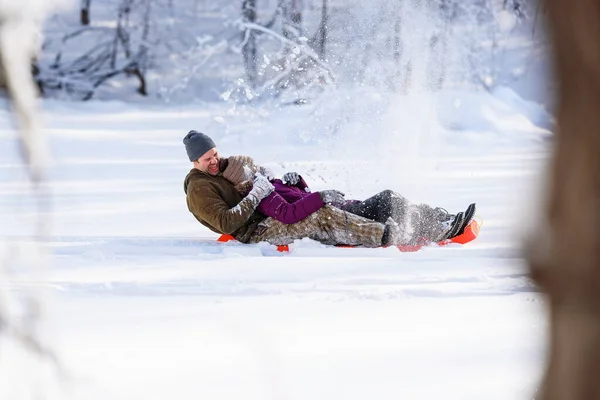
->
xmin=340 ymin=190 xmax=408 ymax=223
xmin=407 ymin=204 xmax=451 ymax=244
xmin=248 ymin=205 xmax=386 ymax=247
xmin=341 ymin=190 xmax=455 ymax=244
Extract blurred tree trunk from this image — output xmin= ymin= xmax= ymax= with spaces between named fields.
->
xmin=528 ymin=0 xmax=600 ymax=399
xmin=393 ymin=1 xmax=402 ymax=67
xmin=81 ymin=0 xmax=91 ymax=25
xmin=242 ymin=0 xmax=258 ymax=88
xmin=392 ymin=0 xmax=412 ymax=93
xmin=314 ymin=0 xmax=327 ymax=59
xmin=282 ymin=0 xmax=303 ymax=40
xmin=128 ymin=0 xmax=150 ymax=96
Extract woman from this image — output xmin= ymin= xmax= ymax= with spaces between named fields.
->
xmin=220 ymin=155 xmax=475 ymax=246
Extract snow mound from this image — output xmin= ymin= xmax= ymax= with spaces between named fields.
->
xmin=436 ymin=88 xmax=554 ymax=138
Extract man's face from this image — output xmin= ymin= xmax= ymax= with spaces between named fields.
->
xmin=194 ymin=147 xmax=220 ymax=175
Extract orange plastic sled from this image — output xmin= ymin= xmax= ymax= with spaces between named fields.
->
xmin=218 ymin=219 xmax=481 ymax=253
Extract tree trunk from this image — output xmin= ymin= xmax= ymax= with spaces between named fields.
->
xmin=527 ymin=0 xmax=600 ymax=398
xmin=80 ymin=0 xmax=91 ymax=25
xmin=315 ymin=0 xmax=327 ymax=58
xmin=242 ymin=0 xmax=258 ymax=88
xmin=134 ymin=0 xmax=151 ymax=96
xmin=391 ymin=0 xmax=407 ymax=92
xmin=282 ymin=0 xmax=303 ymax=40
xmin=393 ymin=6 xmax=402 ymax=65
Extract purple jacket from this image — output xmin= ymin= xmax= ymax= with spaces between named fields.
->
xmin=257 ymin=177 xmax=324 ymax=224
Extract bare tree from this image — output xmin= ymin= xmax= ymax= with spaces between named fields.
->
xmin=81 ymin=0 xmax=91 ymax=25
xmin=241 ymin=0 xmax=258 ymax=88
xmin=387 ymin=0 xmax=413 ymax=93
xmin=527 ymin=0 xmax=600 ymax=398
xmin=426 ymin=0 xmax=456 ymax=91
xmin=310 ymin=0 xmax=328 ymax=59
xmin=235 ymin=0 xmax=334 ymax=101
xmin=39 ymin=0 xmax=153 ymax=99
xmin=127 ymin=0 xmax=151 ymax=95
xmin=282 ymin=0 xmax=303 ymax=41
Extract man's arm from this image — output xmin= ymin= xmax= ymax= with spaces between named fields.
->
xmin=188 ymin=186 xmax=258 ymax=234
xmin=188 ymin=177 xmax=273 ymax=234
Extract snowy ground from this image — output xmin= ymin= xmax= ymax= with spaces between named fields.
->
xmin=0 ymin=89 xmax=550 ymax=399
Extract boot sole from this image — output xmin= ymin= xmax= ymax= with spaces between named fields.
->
xmin=455 ymin=203 xmax=476 ymax=237
xmin=441 ymin=211 xmax=464 ymax=241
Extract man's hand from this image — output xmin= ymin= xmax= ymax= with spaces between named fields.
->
xmin=319 ymin=190 xmax=345 ymax=204
xmin=248 ymin=174 xmax=274 ymax=204
xmin=282 ymin=171 xmax=300 ymax=186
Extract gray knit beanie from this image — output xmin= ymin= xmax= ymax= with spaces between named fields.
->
xmin=183 ymin=130 xmax=216 ymax=162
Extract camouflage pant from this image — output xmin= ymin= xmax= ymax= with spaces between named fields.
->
xmin=340 ymin=190 xmax=448 ymax=245
xmin=247 ymin=205 xmax=385 ymax=247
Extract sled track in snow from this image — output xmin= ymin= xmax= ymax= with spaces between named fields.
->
xmin=3 ymin=236 xmax=538 ymax=301
xmin=2 ymin=235 xmax=521 ymax=259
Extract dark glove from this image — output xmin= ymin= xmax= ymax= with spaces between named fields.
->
xmin=282 ymin=171 xmax=300 ymax=186
xmin=319 ymin=190 xmax=345 ymax=204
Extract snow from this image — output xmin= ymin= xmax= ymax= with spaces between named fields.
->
xmin=437 ymin=88 xmax=553 ymax=138
xmin=0 ymin=0 xmax=558 ymax=398
xmin=496 ymin=10 xmax=518 ymax=33
xmin=1 ymin=86 xmax=550 ymax=399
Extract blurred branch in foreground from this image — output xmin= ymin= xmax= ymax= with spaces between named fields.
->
xmin=0 ymin=0 xmax=68 ymax=397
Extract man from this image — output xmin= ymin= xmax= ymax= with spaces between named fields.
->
xmin=183 ymin=130 xmax=404 ymax=247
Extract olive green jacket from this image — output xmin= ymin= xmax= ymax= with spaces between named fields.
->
xmin=183 ymin=165 xmax=265 ymax=242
